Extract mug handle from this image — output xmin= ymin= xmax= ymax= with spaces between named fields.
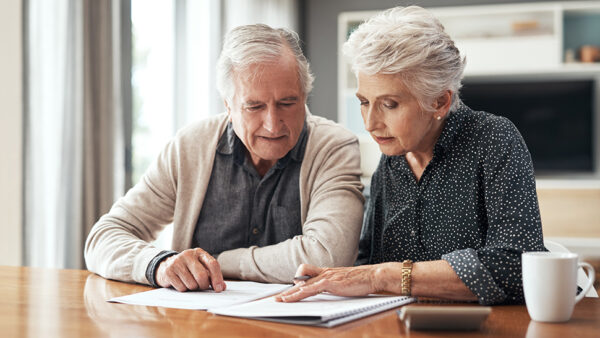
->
xmin=575 ymin=262 xmax=596 ymax=303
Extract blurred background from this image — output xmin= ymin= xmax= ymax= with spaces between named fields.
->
xmin=1 ymin=0 xmax=599 ymax=291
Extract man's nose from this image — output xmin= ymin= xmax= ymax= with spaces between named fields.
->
xmin=263 ymin=105 xmax=282 ymax=134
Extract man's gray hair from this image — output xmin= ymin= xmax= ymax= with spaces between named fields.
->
xmin=217 ymin=24 xmax=314 ymax=104
xmin=343 ymin=6 xmax=465 ymax=112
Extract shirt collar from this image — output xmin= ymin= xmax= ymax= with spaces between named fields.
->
xmin=433 ymin=102 xmax=468 ymax=156
xmin=216 ymin=121 xmax=308 ymax=169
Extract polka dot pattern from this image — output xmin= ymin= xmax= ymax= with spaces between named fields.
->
xmin=357 ymin=103 xmax=546 ymax=305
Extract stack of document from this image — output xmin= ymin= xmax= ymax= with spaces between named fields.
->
xmin=110 ymin=281 xmax=415 ymax=327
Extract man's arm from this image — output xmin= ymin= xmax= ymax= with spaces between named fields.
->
xmin=84 ymin=139 xmax=179 ymax=284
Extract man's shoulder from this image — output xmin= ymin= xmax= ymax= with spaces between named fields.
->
xmin=306 ymin=113 xmax=358 ymax=147
xmin=174 ymin=113 xmax=229 ymax=145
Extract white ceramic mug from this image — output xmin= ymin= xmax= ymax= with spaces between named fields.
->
xmin=522 ymin=252 xmax=595 ymax=322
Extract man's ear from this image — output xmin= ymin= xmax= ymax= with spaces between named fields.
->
xmin=434 ymin=90 xmax=452 ymax=118
xmin=224 ymin=100 xmax=232 ymax=121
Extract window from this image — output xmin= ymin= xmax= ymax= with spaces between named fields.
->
xmin=131 ymin=0 xmax=220 ymax=248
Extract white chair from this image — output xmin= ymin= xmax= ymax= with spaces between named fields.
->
xmin=543 ymin=239 xmax=598 ymax=297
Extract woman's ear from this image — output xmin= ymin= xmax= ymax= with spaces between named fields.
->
xmin=434 ymin=90 xmax=452 ymax=119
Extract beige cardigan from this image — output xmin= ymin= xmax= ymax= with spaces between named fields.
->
xmin=84 ymin=112 xmax=365 ymax=284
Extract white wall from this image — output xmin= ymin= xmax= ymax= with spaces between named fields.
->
xmin=0 ymin=0 xmax=23 ymax=266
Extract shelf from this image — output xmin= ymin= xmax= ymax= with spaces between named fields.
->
xmin=464 ymin=62 xmax=600 ymax=79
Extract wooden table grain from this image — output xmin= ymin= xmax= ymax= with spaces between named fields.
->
xmin=2 ymin=266 xmax=599 ymax=337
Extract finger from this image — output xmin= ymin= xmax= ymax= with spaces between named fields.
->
xmin=274 ymin=282 xmax=305 ymax=301
xmin=197 ymin=250 xmax=225 ymax=292
xmin=175 ymin=263 xmax=200 ymax=291
xmin=166 ymin=268 xmax=188 ymax=292
xmin=187 ymin=258 xmax=210 ymax=290
xmin=279 ymin=280 xmax=328 ymax=303
xmin=294 ymin=264 xmax=323 ymax=280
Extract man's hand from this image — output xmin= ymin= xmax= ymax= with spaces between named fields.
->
xmin=155 ymin=248 xmax=226 ymax=292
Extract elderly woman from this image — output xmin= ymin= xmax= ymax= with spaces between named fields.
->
xmin=276 ymin=6 xmax=545 ymax=305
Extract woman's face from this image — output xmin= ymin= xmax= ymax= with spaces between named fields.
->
xmin=356 ymin=72 xmax=442 ymax=156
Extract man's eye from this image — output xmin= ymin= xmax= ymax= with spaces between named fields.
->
xmin=246 ymin=106 xmax=262 ymax=111
xmin=383 ymin=102 xmax=397 ymax=109
xmin=280 ymin=102 xmax=295 ymax=107
xmin=359 ymin=101 xmax=369 ymax=106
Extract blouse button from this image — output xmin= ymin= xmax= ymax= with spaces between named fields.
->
xmin=252 ymin=228 xmax=259 ymax=235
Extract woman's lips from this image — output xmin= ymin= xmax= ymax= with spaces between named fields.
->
xmin=373 ymin=136 xmax=394 ymax=144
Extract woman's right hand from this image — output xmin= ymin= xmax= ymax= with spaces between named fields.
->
xmin=274 ymin=263 xmax=383 ymax=302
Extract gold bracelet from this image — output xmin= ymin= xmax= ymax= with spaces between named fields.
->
xmin=401 ymin=260 xmax=413 ymax=296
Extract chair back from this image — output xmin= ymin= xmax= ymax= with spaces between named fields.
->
xmin=543 ymin=239 xmax=598 ymax=297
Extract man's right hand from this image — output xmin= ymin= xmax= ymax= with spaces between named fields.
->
xmin=155 ymin=248 xmax=226 ymax=292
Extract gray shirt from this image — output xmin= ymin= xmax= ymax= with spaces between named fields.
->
xmin=192 ymin=122 xmax=307 ymax=255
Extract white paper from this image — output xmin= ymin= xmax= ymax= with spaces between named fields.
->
xmin=109 ymin=281 xmax=290 ymax=310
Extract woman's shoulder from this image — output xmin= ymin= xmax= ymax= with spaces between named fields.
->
xmin=457 ymin=105 xmax=530 ymax=166
xmin=457 ymin=105 xmax=524 ymax=147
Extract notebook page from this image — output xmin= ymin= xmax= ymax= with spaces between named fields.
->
xmin=109 ymin=281 xmax=289 ymax=310
xmin=209 ymin=293 xmax=410 ymax=319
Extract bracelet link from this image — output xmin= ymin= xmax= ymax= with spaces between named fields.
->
xmin=401 ymin=259 xmax=413 ymax=296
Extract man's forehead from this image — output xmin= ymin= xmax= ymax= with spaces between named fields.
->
xmin=241 ymin=95 xmax=300 ymax=105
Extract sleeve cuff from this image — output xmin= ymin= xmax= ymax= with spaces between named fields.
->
xmin=442 ymin=248 xmax=507 ymax=305
xmin=217 ymin=248 xmax=245 ymax=279
xmin=145 ymin=250 xmax=178 ymax=287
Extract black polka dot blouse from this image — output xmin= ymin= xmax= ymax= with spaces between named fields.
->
xmin=356 ymin=103 xmax=546 ymax=305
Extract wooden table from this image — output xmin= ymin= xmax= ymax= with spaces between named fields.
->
xmin=2 ymin=266 xmax=599 ymax=337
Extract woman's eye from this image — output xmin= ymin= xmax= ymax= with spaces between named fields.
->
xmin=383 ymin=101 xmax=397 ymax=109
xmin=359 ymin=101 xmax=369 ymax=106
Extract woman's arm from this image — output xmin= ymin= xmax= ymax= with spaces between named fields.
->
xmin=275 ymin=261 xmax=477 ymax=302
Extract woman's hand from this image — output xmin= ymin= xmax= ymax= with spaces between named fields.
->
xmin=274 ymin=263 xmax=381 ymax=302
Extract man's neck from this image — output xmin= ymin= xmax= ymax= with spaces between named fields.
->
xmin=248 ymin=154 xmax=277 ymax=177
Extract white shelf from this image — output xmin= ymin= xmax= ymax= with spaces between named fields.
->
xmin=465 ymin=63 xmax=600 ymax=79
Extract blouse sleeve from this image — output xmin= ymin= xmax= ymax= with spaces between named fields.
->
xmin=442 ymin=116 xmax=545 ymax=305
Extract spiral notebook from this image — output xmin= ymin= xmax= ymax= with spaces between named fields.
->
xmin=209 ymin=293 xmax=416 ymax=327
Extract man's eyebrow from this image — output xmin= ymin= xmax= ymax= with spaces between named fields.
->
xmin=279 ymin=96 xmax=299 ymax=101
xmin=242 ymin=100 xmax=263 ymax=106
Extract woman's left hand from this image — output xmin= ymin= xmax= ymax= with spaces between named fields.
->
xmin=274 ymin=263 xmax=381 ymax=302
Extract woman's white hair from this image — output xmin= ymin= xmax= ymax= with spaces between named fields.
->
xmin=217 ymin=24 xmax=314 ymax=104
xmin=343 ymin=6 xmax=465 ymax=112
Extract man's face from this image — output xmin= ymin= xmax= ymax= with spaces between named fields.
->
xmin=227 ymin=52 xmax=306 ymax=172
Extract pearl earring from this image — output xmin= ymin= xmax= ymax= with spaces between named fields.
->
xmin=436 ymin=116 xmax=441 ymax=120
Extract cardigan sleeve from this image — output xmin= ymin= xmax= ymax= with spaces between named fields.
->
xmin=84 ymin=138 xmax=179 ymax=285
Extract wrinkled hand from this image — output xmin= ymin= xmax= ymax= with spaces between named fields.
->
xmin=156 ymin=248 xmax=226 ymax=292
xmin=274 ymin=263 xmax=380 ymax=302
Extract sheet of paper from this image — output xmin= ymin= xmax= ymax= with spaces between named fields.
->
xmin=209 ymin=293 xmax=409 ymax=319
xmin=109 ymin=281 xmax=290 ymax=310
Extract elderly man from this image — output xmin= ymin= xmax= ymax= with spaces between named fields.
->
xmin=84 ymin=24 xmax=364 ymax=292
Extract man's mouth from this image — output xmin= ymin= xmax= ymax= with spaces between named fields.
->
xmin=259 ymin=135 xmax=287 ymax=141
